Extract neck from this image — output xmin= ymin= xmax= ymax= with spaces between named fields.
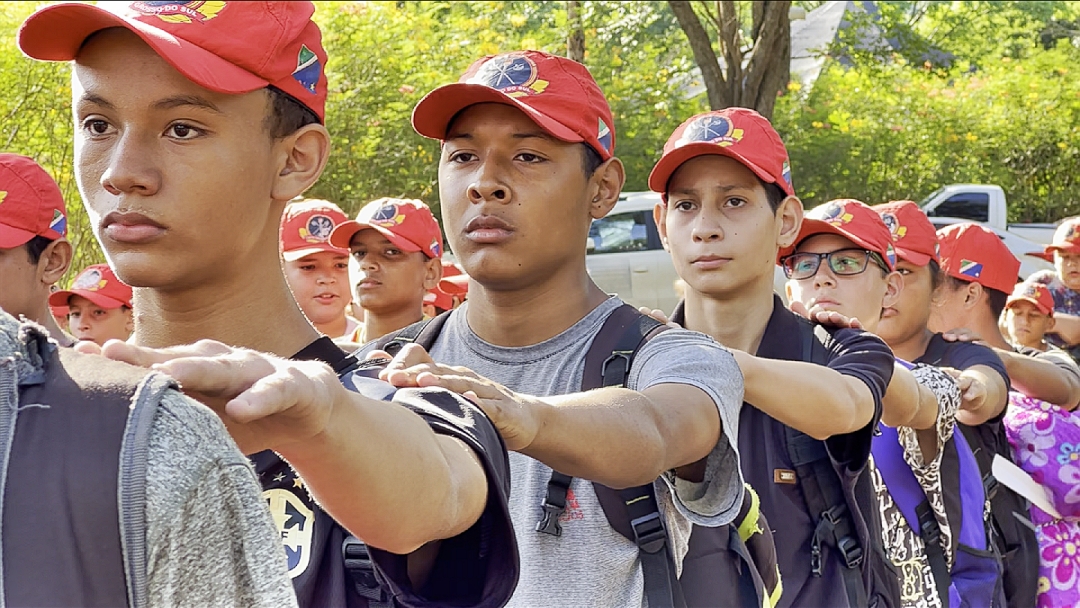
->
xmin=132 ymin=259 xmax=319 ymax=358
xmin=465 ymin=264 xmax=608 ymax=347
xmin=315 ymin=315 xmax=348 ymax=339
xmin=360 ymin=305 xmax=424 ymax=344
xmin=29 ymin=304 xmax=74 ymax=347
xmin=682 ymin=274 xmax=776 ymax=354
xmin=969 ymin=310 xmax=1011 ymax=350
xmin=887 ymin=327 xmax=935 ymax=362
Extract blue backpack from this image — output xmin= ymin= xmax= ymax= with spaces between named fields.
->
xmin=872 ymin=388 xmax=1004 ymax=608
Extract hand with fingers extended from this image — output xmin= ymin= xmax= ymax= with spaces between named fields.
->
xmin=939 ymin=327 xmax=986 ymax=344
xmin=375 ymin=344 xmax=546 ymax=451
xmin=93 ymin=339 xmax=347 ymax=455
xmin=789 ymin=299 xmax=865 ymax=330
xmin=637 ymin=307 xmax=682 ymax=328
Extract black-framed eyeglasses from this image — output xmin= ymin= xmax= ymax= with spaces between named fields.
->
xmin=780 ymin=248 xmax=889 ymax=280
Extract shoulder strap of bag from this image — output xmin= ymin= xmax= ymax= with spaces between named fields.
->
xmin=536 ymin=304 xmax=684 ymax=607
xmin=373 ymin=311 xmax=452 ymax=356
xmin=786 ymin=320 xmax=868 ymax=607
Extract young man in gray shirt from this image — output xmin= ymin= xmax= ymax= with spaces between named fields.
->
xmin=368 ymin=50 xmax=745 ymax=607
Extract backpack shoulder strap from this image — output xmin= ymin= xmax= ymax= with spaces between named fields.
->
xmin=373 ymin=311 xmax=452 ymax=356
xmin=787 ymin=320 xmax=869 ymax=607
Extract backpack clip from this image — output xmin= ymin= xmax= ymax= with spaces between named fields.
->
xmin=600 ymin=351 xmax=634 ymax=387
xmin=535 ymin=503 xmax=565 ymax=536
xmin=630 ymin=512 xmax=667 ymax=553
xmin=342 ymin=536 xmax=390 ymax=604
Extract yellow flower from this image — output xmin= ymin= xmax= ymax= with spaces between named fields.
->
xmin=964 ymin=133 xmax=978 ymax=142
xmin=509 ymin=15 xmax=526 ymax=28
xmin=1059 ymin=142 xmax=1069 ymax=150
xmin=812 ymin=121 xmax=824 ymax=128
xmin=787 ymin=82 xmax=802 ymax=92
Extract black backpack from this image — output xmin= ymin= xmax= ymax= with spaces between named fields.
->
xmin=371 ymin=304 xmax=775 ymax=608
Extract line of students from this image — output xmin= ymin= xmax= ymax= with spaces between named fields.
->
xmin=3 ymin=2 xmax=1079 ymax=607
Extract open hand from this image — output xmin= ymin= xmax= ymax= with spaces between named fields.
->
xmin=414 ymin=372 xmax=546 ymax=452
xmin=789 ymin=300 xmax=864 ymax=330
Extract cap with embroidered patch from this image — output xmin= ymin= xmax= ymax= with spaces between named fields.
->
xmin=0 ymin=153 xmax=67 ymax=249
xmin=1006 ymin=281 xmax=1054 ymax=316
xmin=1044 ymin=217 xmax=1080 ymax=257
xmin=872 ymin=200 xmax=940 ymax=266
xmin=779 ymin=199 xmax=895 ymax=270
xmin=280 ymin=199 xmax=349 ymax=262
xmin=18 ymin=1 xmax=328 ymax=121
xmin=936 ymin=222 xmax=1020 ymax=295
xmin=648 ymin=108 xmax=793 ymax=196
xmin=49 ymin=263 xmax=133 ymax=309
xmin=330 ymin=198 xmax=443 ymax=259
xmin=412 ymin=50 xmax=615 ymax=161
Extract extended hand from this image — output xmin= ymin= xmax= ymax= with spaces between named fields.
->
xmin=940 ymin=327 xmax=985 ymax=344
xmin=415 ymin=372 xmax=546 ymax=452
xmin=637 ymin=307 xmax=682 ymax=328
xmin=940 ymin=366 xmax=988 ymax=416
xmin=94 ymin=339 xmax=344 ymax=454
xmin=789 ymin=300 xmax=864 ymax=330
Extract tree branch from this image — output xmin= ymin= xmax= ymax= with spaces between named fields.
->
xmin=669 ymin=0 xmax=730 ymax=109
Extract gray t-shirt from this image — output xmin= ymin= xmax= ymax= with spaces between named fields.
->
xmin=370 ymin=297 xmax=744 ymax=607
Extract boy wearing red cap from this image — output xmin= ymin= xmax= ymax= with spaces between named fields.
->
xmin=784 ymin=199 xmax=1004 ymax=608
xmin=1005 ymin=282 xmax=1056 ymax=352
xmin=1029 ymin=218 xmax=1080 ymax=352
xmin=51 ymin=263 xmax=134 ymax=346
xmin=330 ymin=198 xmax=443 ymax=343
xmin=19 ymin=3 xmax=516 ymax=608
xmin=648 ymin=110 xmax=905 ymax=608
xmin=375 ymin=51 xmax=745 ymax=608
xmin=0 ymin=153 xmax=75 ymax=346
xmin=280 ymin=199 xmax=359 ymax=339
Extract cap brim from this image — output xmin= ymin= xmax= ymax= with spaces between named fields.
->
xmin=779 ymin=218 xmax=893 ymax=269
xmin=0 ymin=224 xmax=36 ymax=249
xmin=438 ymin=274 xmax=469 ymax=295
xmin=18 ymin=3 xmax=268 ymax=95
xmin=1006 ymin=296 xmax=1053 ymax=316
xmin=1045 ymin=243 xmax=1080 ymax=256
xmin=49 ymin=289 xmax=127 ymax=309
xmin=330 ymin=220 xmax=422 ymax=253
xmin=1027 ymin=250 xmax=1055 ymax=262
xmin=282 ymin=244 xmax=348 ymax=262
xmin=412 ymin=83 xmax=582 ymax=144
xmin=648 ymin=143 xmax=791 ymax=195
xmin=893 ymin=245 xmax=934 ymax=267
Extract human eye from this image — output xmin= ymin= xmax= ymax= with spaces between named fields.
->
xmin=93 ymin=309 xmax=107 ymax=318
xmin=515 ymin=152 xmax=545 ymax=163
xmin=724 ymin=197 xmax=748 ymax=209
xmin=832 ymin=251 xmax=865 ymax=272
xmin=897 ymin=267 xmax=912 ymax=276
xmin=448 ymin=151 xmax=477 ymax=163
xmin=787 ymin=254 xmax=817 ymax=276
xmin=385 ymin=248 xmax=402 ymax=257
xmin=351 ymin=250 xmax=367 ymax=261
xmin=335 ymin=262 xmax=349 ymax=270
xmin=81 ymin=117 xmax=115 ymax=137
xmin=671 ymin=199 xmax=697 ymax=212
xmin=165 ymin=122 xmax=203 ymax=140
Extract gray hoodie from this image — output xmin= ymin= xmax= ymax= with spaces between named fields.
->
xmin=0 ymin=311 xmax=297 ymax=608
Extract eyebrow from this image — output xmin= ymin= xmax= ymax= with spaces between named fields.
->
xmin=152 ymin=94 xmax=223 ymax=114
xmin=444 ymin=130 xmax=559 ymax=143
xmin=76 ymin=93 xmax=115 ymax=109
xmin=669 ymin=183 xmax=756 ymax=197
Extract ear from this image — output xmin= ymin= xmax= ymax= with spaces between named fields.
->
xmin=421 ymin=256 xmax=443 ymax=291
xmin=38 ymin=239 xmax=73 ymax=286
xmin=963 ymin=281 xmax=984 ymax=311
xmin=588 ymin=157 xmax=626 ymax=220
xmin=1046 ymin=315 xmax=1056 ymax=331
xmin=653 ymin=200 xmax=670 ymax=252
xmin=775 ymin=196 xmax=805 ymax=250
xmin=123 ymin=307 xmax=134 ymax=333
xmin=270 ymin=123 xmax=331 ymax=203
xmin=882 ymin=270 xmax=904 ymax=309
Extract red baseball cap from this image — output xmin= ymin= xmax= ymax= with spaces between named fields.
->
xmin=780 ymin=199 xmax=895 ymax=270
xmin=412 ymin=50 xmax=615 ymax=161
xmin=648 ymin=108 xmax=793 ymax=196
xmin=936 ymin=223 xmax=1020 ymax=294
xmin=872 ymin=200 xmax=940 ymax=266
xmin=18 ymin=1 xmax=328 ymax=121
xmin=280 ymin=199 xmax=349 ymax=262
xmin=49 ymin=264 xmax=133 ymax=309
xmin=1006 ymin=281 xmax=1054 ymax=316
xmin=1044 ymin=218 xmax=1080 ymax=257
xmin=0 ymin=153 xmax=67 ymax=249
xmin=330 ymin=198 xmax=443 ymax=259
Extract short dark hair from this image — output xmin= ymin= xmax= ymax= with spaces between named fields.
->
xmin=24 ymin=235 xmax=53 ymax=264
xmin=581 ymin=144 xmax=604 ymax=178
xmin=927 ymin=260 xmax=943 ymax=291
xmin=944 ymin=274 xmax=1008 ymax=318
xmin=264 ymin=86 xmax=319 ymax=139
xmin=763 ymin=181 xmax=786 ymax=212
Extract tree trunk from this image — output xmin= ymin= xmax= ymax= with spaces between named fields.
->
xmin=567 ymin=1 xmax=585 ymax=63
xmin=668 ymin=0 xmax=729 ymax=110
xmin=744 ymin=1 xmax=790 ymax=119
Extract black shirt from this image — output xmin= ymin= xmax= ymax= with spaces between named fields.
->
xmin=253 ymin=337 xmax=518 ymax=608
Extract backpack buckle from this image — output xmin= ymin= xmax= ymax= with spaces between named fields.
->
xmin=601 ymin=351 xmax=633 ymax=387
xmin=629 ymin=512 xmax=667 ymax=553
xmin=810 ymin=542 xmax=823 ymax=576
xmin=342 ymin=537 xmax=389 ymax=603
xmin=836 ymin=535 xmax=864 ymax=569
xmin=536 ymin=503 xmax=564 ymax=536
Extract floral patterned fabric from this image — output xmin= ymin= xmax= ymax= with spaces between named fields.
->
xmin=1004 ymin=391 xmax=1080 ymax=608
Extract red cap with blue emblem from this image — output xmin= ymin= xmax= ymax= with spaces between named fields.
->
xmin=872 ymin=200 xmax=940 ymax=267
xmin=936 ymin=222 xmax=1020 ymax=295
xmin=49 ymin=263 xmax=133 ymax=310
xmin=780 ymin=199 xmax=896 ymax=270
xmin=18 ymin=1 xmax=328 ymax=121
xmin=280 ymin=199 xmax=349 ymax=263
xmin=0 ymin=153 xmax=67 ymax=249
xmin=411 ymin=50 xmax=616 ymax=161
xmin=330 ymin=198 xmax=443 ymax=260
xmin=649 ymin=108 xmax=794 ymax=196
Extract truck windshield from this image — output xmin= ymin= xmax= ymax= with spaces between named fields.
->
xmin=917 ymin=186 xmax=947 ymax=208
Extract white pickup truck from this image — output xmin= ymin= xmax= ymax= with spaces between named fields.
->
xmin=919 ymin=184 xmax=1060 ymax=245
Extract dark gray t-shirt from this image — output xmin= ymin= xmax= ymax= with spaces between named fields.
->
xmin=365 ymin=297 xmax=744 ymax=608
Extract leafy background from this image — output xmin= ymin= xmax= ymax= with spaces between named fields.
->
xmin=1 ymin=1 xmax=1078 ymax=284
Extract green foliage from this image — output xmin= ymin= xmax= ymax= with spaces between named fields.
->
xmin=775 ymin=43 xmax=1080 ymax=220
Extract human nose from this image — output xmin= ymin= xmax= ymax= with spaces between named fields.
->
xmin=99 ymin=130 xmax=162 ymax=197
